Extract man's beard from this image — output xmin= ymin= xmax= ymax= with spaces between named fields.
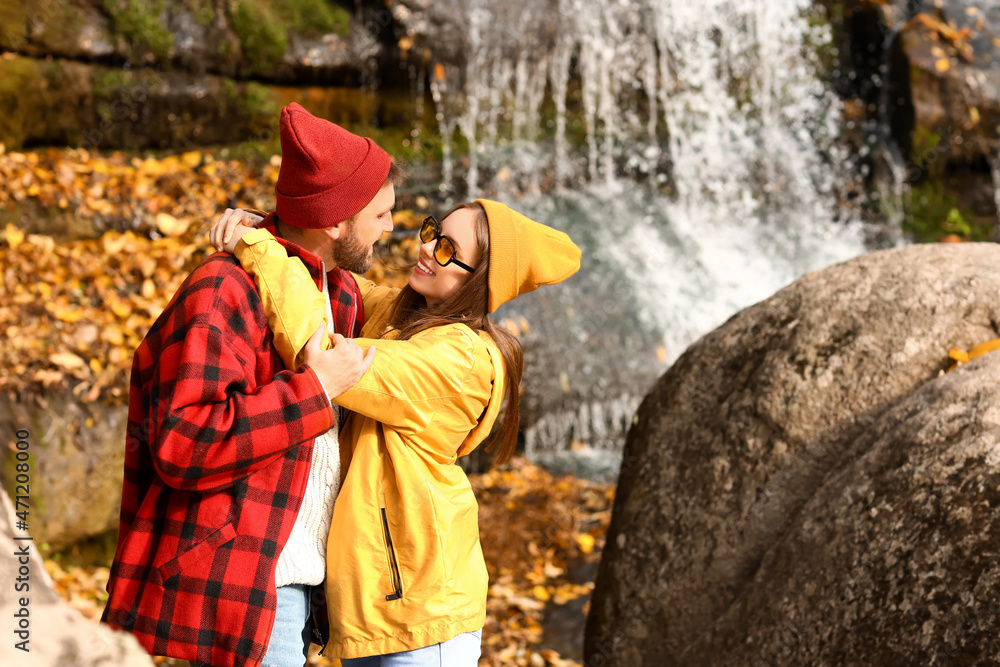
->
xmin=332 ymin=222 xmax=374 ymax=274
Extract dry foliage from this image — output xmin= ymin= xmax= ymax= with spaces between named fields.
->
xmin=906 ymin=12 xmax=975 ymax=62
xmin=45 ymin=458 xmax=615 ymax=667
xmin=0 ymin=146 xmax=424 ymax=401
xmin=473 ymin=458 xmax=613 ymax=667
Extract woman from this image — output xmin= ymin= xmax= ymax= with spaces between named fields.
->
xmin=209 ymin=200 xmax=580 ymax=665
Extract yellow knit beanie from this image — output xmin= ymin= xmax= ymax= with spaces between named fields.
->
xmin=476 ymin=199 xmax=582 ymax=314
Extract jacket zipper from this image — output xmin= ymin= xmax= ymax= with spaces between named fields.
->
xmin=380 ymin=508 xmax=403 ymax=601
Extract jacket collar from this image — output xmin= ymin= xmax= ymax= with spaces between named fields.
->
xmin=260 ymin=213 xmax=326 ymax=286
xmin=259 ymin=213 xmax=365 ymax=338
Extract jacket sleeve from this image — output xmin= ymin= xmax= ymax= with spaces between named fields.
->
xmin=233 ymin=228 xmax=332 ymax=370
xmin=145 ymin=266 xmax=335 ymax=492
xmin=331 ymin=327 xmax=485 ymax=435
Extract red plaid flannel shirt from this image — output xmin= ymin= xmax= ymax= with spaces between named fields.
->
xmin=101 ymin=216 xmax=363 ymax=667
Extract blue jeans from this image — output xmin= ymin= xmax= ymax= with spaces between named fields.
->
xmin=340 ymin=629 xmax=483 ymax=667
xmin=190 ymin=584 xmax=311 ymax=667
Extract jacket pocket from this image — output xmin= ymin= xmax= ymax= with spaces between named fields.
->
xmin=379 ymin=507 xmax=404 ymax=601
xmin=156 ymin=521 xmax=238 ymax=584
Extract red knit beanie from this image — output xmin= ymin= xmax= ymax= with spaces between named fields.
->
xmin=275 ymin=103 xmax=391 ymax=229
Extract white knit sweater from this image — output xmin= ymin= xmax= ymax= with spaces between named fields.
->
xmin=274 ymin=421 xmax=341 ymax=587
xmin=275 ymin=272 xmax=344 ymax=587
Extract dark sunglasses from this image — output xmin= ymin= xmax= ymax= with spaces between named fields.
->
xmin=419 ymin=216 xmax=476 ymax=273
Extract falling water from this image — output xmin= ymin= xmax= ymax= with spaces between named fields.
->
xmin=405 ymin=0 xmax=868 ymax=476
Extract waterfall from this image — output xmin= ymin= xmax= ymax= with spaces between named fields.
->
xmin=405 ymin=0 xmax=868 ymax=477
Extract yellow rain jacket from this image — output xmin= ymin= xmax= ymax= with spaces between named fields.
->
xmin=233 ymin=229 xmax=506 ymax=659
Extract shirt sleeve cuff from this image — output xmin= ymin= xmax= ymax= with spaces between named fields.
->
xmin=300 ymin=363 xmax=336 ymax=415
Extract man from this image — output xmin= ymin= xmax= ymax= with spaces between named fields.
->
xmin=101 ymin=103 xmax=401 ymax=667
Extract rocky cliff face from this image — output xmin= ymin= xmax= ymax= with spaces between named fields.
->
xmin=884 ymin=0 xmax=1000 ymax=166
xmin=887 ymin=0 xmax=1000 ymax=239
xmin=0 ymin=0 xmax=398 ymax=150
xmin=1 ymin=0 xmax=379 ymax=81
xmin=3 ymin=0 xmax=999 ymax=240
xmin=585 ymin=242 xmax=1000 ymax=665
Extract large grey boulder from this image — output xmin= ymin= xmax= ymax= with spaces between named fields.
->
xmin=0 ymin=483 xmax=152 ymax=666
xmin=680 ymin=352 xmax=1000 ymax=664
xmin=585 ymin=242 xmax=1000 ymax=665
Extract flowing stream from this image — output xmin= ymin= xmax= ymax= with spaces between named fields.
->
xmin=405 ymin=0 xmax=870 ymax=477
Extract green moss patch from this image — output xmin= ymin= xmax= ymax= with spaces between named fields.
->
xmin=0 ymin=56 xmax=41 ymax=148
xmin=230 ymin=1 xmax=287 ymax=73
xmin=904 ymin=180 xmax=991 ymax=243
xmin=103 ymin=0 xmax=174 ymax=62
xmin=187 ymin=0 xmax=215 ymax=26
xmin=229 ymin=0 xmax=351 ymax=75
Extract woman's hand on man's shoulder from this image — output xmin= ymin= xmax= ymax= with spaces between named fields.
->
xmin=210 ymin=208 xmax=265 ymax=253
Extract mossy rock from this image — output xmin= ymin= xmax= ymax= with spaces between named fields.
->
xmin=0 ymin=56 xmax=39 ymax=147
xmin=229 ymin=0 xmax=352 ymax=77
xmin=0 ymin=54 xmax=296 ymax=150
xmin=0 ymin=56 xmax=96 ymax=149
xmin=1 ymin=0 xmax=119 ymax=60
xmin=103 ymin=0 xmax=174 ymax=63
xmin=902 ymin=180 xmax=987 ymax=243
xmin=0 ymin=392 xmax=128 ymax=549
xmin=85 ymin=66 xmax=286 ymax=149
xmin=6 ymin=0 xmax=361 ymax=79
xmin=0 ymin=0 xmax=28 ymax=51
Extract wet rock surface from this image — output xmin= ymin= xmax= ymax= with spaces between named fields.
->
xmin=0 ymin=52 xmax=399 ymax=152
xmin=826 ymin=0 xmax=1000 ymax=236
xmin=827 ymin=0 xmax=1000 ymax=164
xmin=0 ymin=55 xmax=277 ymax=151
xmin=891 ymin=0 xmax=1000 ymax=164
xmin=586 ymin=243 xmax=1000 ymax=665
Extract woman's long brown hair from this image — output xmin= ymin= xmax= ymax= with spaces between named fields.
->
xmin=383 ymin=202 xmax=524 ymax=463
